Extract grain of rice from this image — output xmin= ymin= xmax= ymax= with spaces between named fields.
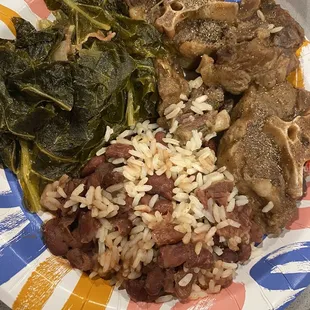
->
xmin=119 ymin=129 xmax=134 ymax=139
xmin=236 ymin=198 xmax=249 ymax=207
xmin=174 ymin=192 xmax=189 ymax=202
xmin=189 ymin=76 xmax=203 ymax=89
xmin=213 ymin=204 xmax=221 ymax=223
xmin=222 ymin=262 xmax=238 ymax=269
xmin=268 ymin=23 xmax=275 ymax=30
xmin=180 ymin=93 xmax=188 ymax=101
xmin=104 ymin=126 xmax=114 ymax=142
xmin=226 ymin=198 xmax=235 ymax=212
xmin=221 ymin=269 xmax=233 ymax=278
xmin=195 ymin=242 xmax=203 ymax=255
xmin=216 ymin=220 xmax=229 ymax=229
xmin=170 ymin=119 xmax=179 ymax=133
xmin=262 ymin=201 xmax=274 ymax=213
xmin=166 ymin=107 xmax=181 ymax=119
xmin=227 ymin=219 xmax=241 ymax=228
xmin=219 ymin=205 xmax=226 ymax=221
xmin=163 ymin=137 xmax=180 ymax=145
xmin=70 ymin=195 xmax=89 ymax=205
xmin=204 ymin=210 xmax=215 ymax=223
xmin=182 ymin=232 xmax=192 ymax=244
xmin=228 ymin=187 xmax=238 ymax=202
xmin=194 ymin=224 xmax=210 ymax=234
xmin=155 ymin=295 xmax=174 ymax=303
xmin=179 ymin=273 xmax=193 ymax=287
xmin=223 ymin=170 xmax=234 ymax=181
xmin=257 ymin=9 xmax=266 ymax=21
xmin=148 ymin=194 xmax=159 ymax=208
xmin=205 ymin=226 xmax=217 ymax=241
xmin=71 ymin=184 xmax=85 ymax=197
xmin=214 ymin=246 xmax=223 ymax=256
xmin=190 ymin=105 xmax=204 ymax=115
xmin=57 ymin=186 xmax=67 ymax=198
xmin=63 ymin=199 xmax=77 ymax=209
xmin=270 ymin=26 xmax=283 ymax=33
xmin=46 ymin=191 xmax=61 ymax=198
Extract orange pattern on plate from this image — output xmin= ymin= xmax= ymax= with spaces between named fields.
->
xmin=25 ymin=0 xmax=50 ymax=19
xmin=287 ymin=41 xmax=310 ymax=88
xmin=12 ymin=256 xmax=71 ymax=310
xmin=0 ymin=5 xmax=20 ymax=36
xmin=62 ymin=274 xmax=113 ymax=310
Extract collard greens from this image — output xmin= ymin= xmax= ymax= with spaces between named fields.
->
xmin=0 ymin=0 xmax=163 ymax=211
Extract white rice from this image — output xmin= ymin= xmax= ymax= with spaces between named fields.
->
xmin=104 ymin=126 xmax=114 ymax=142
xmin=262 ymin=201 xmax=274 ymax=213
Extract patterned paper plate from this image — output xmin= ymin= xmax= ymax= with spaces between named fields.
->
xmin=0 ymin=1 xmax=310 ymax=309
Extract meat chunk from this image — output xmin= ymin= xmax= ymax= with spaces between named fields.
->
xmin=43 ymin=218 xmax=69 ymax=256
xmin=220 ymin=248 xmax=239 ymax=263
xmin=78 ymin=212 xmax=100 ymax=244
xmin=86 ymin=162 xmax=124 ymax=189
xmin=218 ymin=83 xmax=310 ymax=234
xmin=153 ymin=199 xmax=173 ymax=215
xmin=152 ymin=223 xmax=184 ymax=246
xmin=196 ymin=180 xmax=234 ymax=207
xmin=217 ymin=205 xmax=253 ymax=241
xmin=125 ymin=279 xmax=149 ymax=302
xmin=81 ymin=155 xmax=105 ymax=177
xmin=174 ymin=271 xmax=195 ymax=301
xmin=140 ymin=194 xmax=152 ymax=206
xmin=147 ymin=174 xmax=174 ymax=200
xmin=158 ymin=243 xmax=189 ymax=268
xmin=155 ymin=132 xmax=167 ymax=146
xmin=164 ymin=269 xmax=176 ymax=294
xmin=105 ymin=144 xmax=134 ymax=159
xmin=64 ymin=178 xmax=87 ymax=197
xmin=113 ymin=217 xmax=133 ymax=237
xmin=238 ymin=243 xmax=252 ymax=262
xmin=184 ymin=246 xmax=214 ymax=269
xmin=145 ymin=265 xmax=165 ymax=297
xmin=174 ymin=19 xmax=235 ymax=58
xmin=67 ymin=248 xmax=93 ymax=271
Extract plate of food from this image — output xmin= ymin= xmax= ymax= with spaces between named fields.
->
xmin=0 ymin=0 xmax=310 ymax=309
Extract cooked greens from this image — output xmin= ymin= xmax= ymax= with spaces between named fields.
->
xmin=0 ymin=0 xmax=163 ymax=211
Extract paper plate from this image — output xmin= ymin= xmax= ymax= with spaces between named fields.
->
xmin=0 ymin=1 xmax=310 ymax=309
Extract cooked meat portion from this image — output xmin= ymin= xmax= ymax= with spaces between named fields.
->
xmin=152 ymin=223 xmax=185 ymax=246
xmin=174 ymin=19 xmax=235 ymax=58
xmin=155 ymin=0 xmax=238 ymax=38
xmin=147 ymin=174 xmax=174 ymax=200
xmin=81 ymin=155 xmax=106 ymax=177
xmin=174 ymin=271 xmax=196 ymax=300
xmin=198 ymin=37 xmax=298 ymax=94
xmin=67 ymin=248 xmax=93 ymax=271
xmin=112 ymin=217 xmax=133 ymax=237
xmin=261 ymin=0 xmax=304 ymax=52
xmin=78 ymin=211 xmax=100 ymax=243
xmin=126 ymin=0 xmax=161 ymax=24
xmin=153 ymin=199 xmax=173 ymax=215
xmin=197 ymin=1 xmax=304 ymax=95
xmin=158 ymin=242 xmax=214 ymax=269
xmin=145 ymin=265 xmax=165 ymax=297
xmin=218 ymin=83 xmax=310 ymax=233
xmin=158 ymin=243 xmax=189 ymax=268
xmin=196 ymin=180 xmax=234 ymax=207
xmin=156 ymin=59 xmax=190 ymax=117
xmin=105 ymin=144 xmax=134 ymax=159
xmin=43 ymin=218 xmax=69 ymax=256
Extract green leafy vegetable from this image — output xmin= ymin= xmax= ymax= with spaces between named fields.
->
xmin=0 ymin=0 xmax=163 ymax=211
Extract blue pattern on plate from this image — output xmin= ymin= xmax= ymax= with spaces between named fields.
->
xmin=250 ymin=242 xmax=310 ymax=291
xmin=0 ymin=169 xmax=45 ymax=285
